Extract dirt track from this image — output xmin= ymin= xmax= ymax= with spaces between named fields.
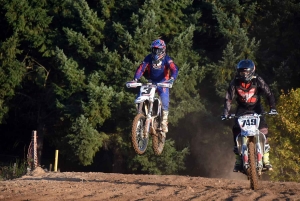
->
xmin=0 ymin=167 xmax=299 ymax=201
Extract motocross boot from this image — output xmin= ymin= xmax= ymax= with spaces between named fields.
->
xmin=161 ymin=110 xmax=169 ymax=133
xmin=233 ymin=146 xmax=242 ymax=172
xmin=233 ymin=154 xmax=243 ymax=172
xmin=263 ymin=144 xmax=273 ymax=171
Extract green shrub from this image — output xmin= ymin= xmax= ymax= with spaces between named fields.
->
xmin=0 ymin=159 xmax=28 ymax=180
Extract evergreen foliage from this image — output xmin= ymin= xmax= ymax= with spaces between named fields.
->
xmin=0 ymin=0 xmax=299 ymax=181
xmin=208 ymin=0 xmax=260 ymax=97
xmin=0 ymin=35 xmax=24 ymax=122
xmin=67 ymin=115 xmax=108 ymax=166
xmin=129 ymin=139 xmax=189 ymax=175
xmin=253 ymin=0 xmax=300 ymax=89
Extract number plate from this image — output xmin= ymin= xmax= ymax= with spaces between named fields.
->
xmin=237 ymin=114 xmax=260 ymax=136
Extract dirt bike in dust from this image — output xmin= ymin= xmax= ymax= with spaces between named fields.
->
xmin=226 ymin=112 xmax=277 ymax=190
xmin=126 ymin=81 xmax=172 ymax=155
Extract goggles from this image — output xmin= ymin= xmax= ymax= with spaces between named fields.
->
xmin=152 ymin=48 xmax=164 ymax=55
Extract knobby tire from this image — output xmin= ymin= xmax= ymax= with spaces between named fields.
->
xmin=131 ymin=113 xmax=148 ymax=155
xmin=249 ymin=140 xmax=259 ymax=190
xmin=152 ymin=132 xmax=165 ymax=155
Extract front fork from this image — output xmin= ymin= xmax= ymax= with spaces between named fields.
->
xmin=240 ymin=133 xmax=264 ymax=173
xmin=141 ymin=98 xmax=162 ymax=137
xmin=143 ymin=102 xmax=154 ymax=137
xmin=255 ymin=134 xmax=264 ymax=175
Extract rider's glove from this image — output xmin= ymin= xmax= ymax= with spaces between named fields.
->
xmin=269 ymin=108 xmax=278 ymax=115
xmin=221 ymin=114 xmax=228 ymax=121
xmin=167 ymin=77 xmax=174 ymax=84
xmin=126 ymin=79 xmax=138 ymax=88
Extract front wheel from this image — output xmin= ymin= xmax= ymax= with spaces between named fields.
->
xmin=131 ymin=114 xmax=148 ymax=155
xmin=248 ymin=140 xmax=259 ymax=190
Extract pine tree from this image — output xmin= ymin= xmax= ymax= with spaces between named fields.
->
xmin=252 ymin=0 xmax=300 ymax=90
xmin=0 ymin=34 xmax=24 ymax=122
xmin=207 ymin=0 xmax=260 ymax=97
xmin=0 ymin=0 xmax=52 ymax=122
xmin=0 ymin=0 xmax=53 ymax=163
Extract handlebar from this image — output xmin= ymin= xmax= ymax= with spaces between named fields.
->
xmin=126 ymin=81 xmax=173 ymax=88
xmin=126 ymin=82 xmax=142 ymax=88
xmin=229 ymin=112 xmax=266 ymax=119
xmin=222 ymin=111 xmax=278 ymax=120
xmin=157 ymin=82 xmax=173 ymax=88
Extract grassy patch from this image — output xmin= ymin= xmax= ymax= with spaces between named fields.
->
xmin=0 ymin=159 xmax=28 ymax=181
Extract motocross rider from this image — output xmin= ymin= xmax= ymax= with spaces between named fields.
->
xmin=221 ymin=59 xmax=278 ymax=172
xmin=131 ymin=39 xmax=179 ymax=133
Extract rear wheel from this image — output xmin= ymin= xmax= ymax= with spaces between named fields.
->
xmin=152 ymin=132 xmax=166 ymax=155
xmin=131 ymin=114 xmax=148 ymax=155
xmin=152 ymin=117 xmax=165 ymax=155
xmin=248 ymin=140 xmax=259 ymax=190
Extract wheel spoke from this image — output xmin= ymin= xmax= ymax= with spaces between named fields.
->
xmin=131 ymin=114 xmax=148 ymax=155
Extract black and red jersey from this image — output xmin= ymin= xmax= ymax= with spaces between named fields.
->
xmin=223 ymin=74 xmax=276 ymax=115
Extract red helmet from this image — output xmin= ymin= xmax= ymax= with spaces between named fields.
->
xmin=150 ymin=39 xmax=166 ymax=65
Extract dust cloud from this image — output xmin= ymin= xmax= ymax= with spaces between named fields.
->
xmin=173 ymin=112 xmax=247 ymax=181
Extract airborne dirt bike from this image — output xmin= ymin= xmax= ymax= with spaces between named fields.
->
xmin=126 ymin=81 xmax=172 ymax=155
xmin=226 ymin=112 xmax=277 ymax=190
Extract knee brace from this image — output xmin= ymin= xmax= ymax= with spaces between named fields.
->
xmin=264 ymin=144 xmax=270 ymax=153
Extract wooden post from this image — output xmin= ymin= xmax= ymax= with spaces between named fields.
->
xmin=54 ymin=150 xmax=59 ymax=172
xmin=33 ymin=131 xmax=38 ymax=169
xmin=13 ymin=163 xmax=16 ymax=176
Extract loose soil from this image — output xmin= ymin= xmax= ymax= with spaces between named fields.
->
xmin=0 ymin=167 xmax=299 ymax=201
